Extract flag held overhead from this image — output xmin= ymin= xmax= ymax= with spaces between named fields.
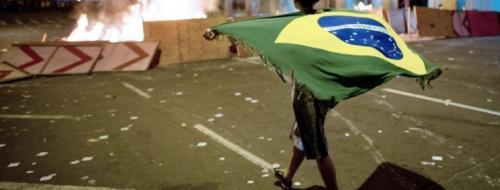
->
xmin=210 ymin=10 xmax=441 ymax=102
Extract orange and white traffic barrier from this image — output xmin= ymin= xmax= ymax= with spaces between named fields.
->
xmin=93 ymin=42 xmax=159 ymax=72
xmin=0 ymin=62 xmax=31 ymax=83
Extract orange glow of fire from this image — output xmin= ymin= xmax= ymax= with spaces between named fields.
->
xmin=65 ymin=0 xmax=216 ymax=42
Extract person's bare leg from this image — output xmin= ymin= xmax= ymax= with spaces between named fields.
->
xmin=284 ymin=146 xmax=305 ymax=182
xmin=316 ymin=156 xmax=338 ymax=190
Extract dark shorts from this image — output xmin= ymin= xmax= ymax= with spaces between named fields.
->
xmin=290 ymin=82 xmax=336 ymax=160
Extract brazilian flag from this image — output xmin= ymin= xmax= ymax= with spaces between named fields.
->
xmin=211 ymin=10 xmax=441 ymax=102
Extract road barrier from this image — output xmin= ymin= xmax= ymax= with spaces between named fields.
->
xmin=93 ymin=42 xmax=159 ymax=72
xmin=0 ymin=62 xmax=30 ymax=83
xmin=41 ymin=43 xmax=104 ymax=75
xmin=0 ymin=41 xmax=160 ymax=83
xmin=0 ymin=45 xmax=55 ymax=74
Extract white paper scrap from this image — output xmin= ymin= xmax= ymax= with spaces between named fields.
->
xmin=421 ymin=161 xmax=436 ymax=166
xmin=7 ymin=162 xmax=20 ymax=168
xmin=36 ymin=152 xmax=48 ymax=157
xmin=98 ymin=135 xmax=109 ymax=140
xmin=432 ymin=156 xmax=443 ymax=161
xmin=40 ymin=174 xmax=56 ymax=182
xmin=196 ymin=142 xmax=207 ymax=147
xmin=81 ymin=157 xmax=93 ymax=162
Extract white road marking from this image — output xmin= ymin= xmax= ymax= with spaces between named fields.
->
xmin=193 ymin=124 xmax=274 ymax=170
xmin=0 ymin=114 xmax=80 ymax=120
xmin=0 ymin=181 xmax=134 ymax=190
xmin=382 ymin=88 xmax=500 ymax=117
xmin=121 ymin=82 xmax=151 ymax=99
xmin=331 ymin=111 xmax=385 ymax=163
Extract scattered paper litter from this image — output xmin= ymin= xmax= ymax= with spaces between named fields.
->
xmin=26 ymin=170 xmax=34 ymax=174
xmin=244 ymin=97 xmax=252 ymax=101
xmin=377 ymin=130 xmax=383 ymax=134
xmin=266 ymin=138 xmax=272 ymax=141
xmin=36 ymin=152 xmax=48 ymax=157
xmin=486 ymin=99 xmax=493 ymax=103
xmin=234 ymin=92 xmax=242 ymax=96
xmin=247 ymin=180 xmax=254 ymax=184
xmin=70 ymin=160 xmax=80 ymax=165
xmin=130 ymin=116 xmax=139 ymax=120
xmin=40 ymin=174 xmax=56 ymax=182
xmin=87 ymin=138 xmax=99 ymax=143
xmin=181 ymin=123 xmax=187 ymax=127
xmin=196 ymin=142 xmax=207 ymax=147
xmin=345 ymin=133 xmax=351 ymax=137
xmin=88 ymin=179 xmax=96 ymax=185
xmin=215 ymin=113 xmax=224 ymax=118
xmin=262 ymin=174 xmax=270 ymax=178
xmin=219 ymin=157 xmax=225 ymax=161
xmin=7 ymin=162 xmax=20 ymax=168
xmin=32 ymin=162 xmax=37 ymax=166
xmin=120 ymin=124 xmax=133 ymax=131
xmin=293 ymin=182 xmax=302 ymax=186
xmin=432 ymin=156 xmax=443 ymax=161
xmin=258 ymin=136 xmax=265 ymax=140
xmin=175 ymin=92 xmax=184 ymax=96
xmin=81 ymin=176 xmax=89 ymax=180
xmin=272 ymin=163 xmax=281 ymax=168
xmin=251 ymin=99 xmax=259 ymax=104
xmin=0 ymin=144 xmax=6 ymax=148
xmin=98 ymin=135 xmax=109 ymax=140
xmin=207 ymin=118 xmax=215 ymax=122
xmin=421 ymin=161 xmax=436 ymax=166
xmin=147 ymin=88 xmax=154 ymax=92
xmin=280 ymin=150 xmax=285 ymax=154
xmin=81 ymin=157 xmax=93 ymax=162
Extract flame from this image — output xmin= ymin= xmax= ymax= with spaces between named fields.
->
xmin=64 ymin=0 xmax=218 ymax=42
xmin=141 ymin=0 xmax=207 ymax=21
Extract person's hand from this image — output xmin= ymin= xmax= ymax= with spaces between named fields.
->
xmin=203 ymin=28 xmax=219 ymax=41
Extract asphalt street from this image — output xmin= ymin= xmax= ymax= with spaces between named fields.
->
xmin=1 ymin=10 xmax=500 ymax=190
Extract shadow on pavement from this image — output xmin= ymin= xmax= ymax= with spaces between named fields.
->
xmin=160 ymin=182 xmax=219 ymax=190
xmin=359 ymin=162 xmax=445 ymax=190
xmin=274 ymin=162 xmax=445 ymax=190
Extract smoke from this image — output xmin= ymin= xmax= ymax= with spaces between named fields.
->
xmin=74 ymin=0 xmax=140 ymax=28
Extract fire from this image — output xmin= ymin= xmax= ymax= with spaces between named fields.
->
xmin=64 ymin=0 xmax=218 ymax=42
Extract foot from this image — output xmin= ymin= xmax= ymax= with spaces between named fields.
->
xmin=273 ymin=168 xmax=292 ymax=190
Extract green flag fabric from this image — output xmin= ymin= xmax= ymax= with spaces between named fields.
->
xmin=211 ymin=10 xmax=441 ymax=102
